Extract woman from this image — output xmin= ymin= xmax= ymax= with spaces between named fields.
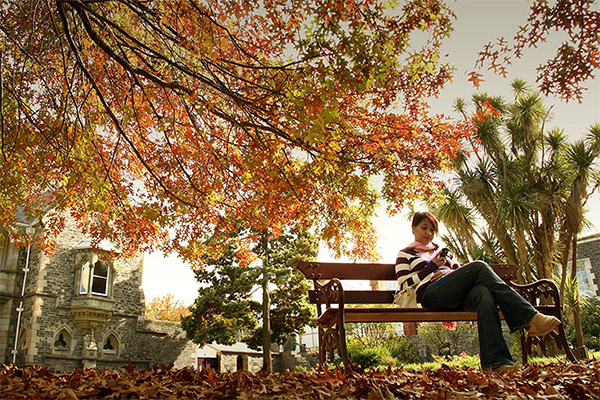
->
xmin=395 ymin=211 xmax=561 ymax=372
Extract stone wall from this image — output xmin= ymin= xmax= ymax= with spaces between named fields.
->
xmin=0 ymin=235 xmax=24 ymax=365
xmin=136 ymin=319 xmax=197 ymax=369
xmin=279 ymin=351 xmax=318 ymax=371
xmin=220 ymin=353 xmax=264 ymax=373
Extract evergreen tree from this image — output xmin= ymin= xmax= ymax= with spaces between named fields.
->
xmin=181 ymin=226 xmax=317 ymax=372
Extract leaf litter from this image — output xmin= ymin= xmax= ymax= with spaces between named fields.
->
xmin=1 ymin=359 xmax=599 ymax=399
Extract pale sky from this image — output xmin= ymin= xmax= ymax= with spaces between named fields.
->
xmin=142 ymin=0 xmax=600 ymax=303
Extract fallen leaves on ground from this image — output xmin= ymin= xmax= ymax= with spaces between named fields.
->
xmin=1 ymin=359 xmax=599 ymax=399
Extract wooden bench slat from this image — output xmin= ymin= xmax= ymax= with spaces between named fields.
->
xmin=298 ymin=261 xmax=519 ymax=282
xmin=344 ymin=311 xmax=481 ymax=323
xmin=321 ymin=307 xmax=504 ymax=323
xmin=298 ymin=262 xmax=396 ymax=280
xmin=309 ymin=290 xmax=396 ymax=304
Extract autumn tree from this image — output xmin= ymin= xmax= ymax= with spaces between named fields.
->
xmin=145 ymin=294 xmax=191 ymax=322
xmin=2 ymin=1 xmax=597 ymax=264
xmin=181 ymin=227 xmax=318 ymax=373
xmin=471 ymin=0 xmax=600 ymax=101
xmin=0 ymin=0 xmax=470 ymax=261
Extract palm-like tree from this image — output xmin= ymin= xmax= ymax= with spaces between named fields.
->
xmin=558 ymin=127 xmax=600 ymax=348
xmin=428 ymin=187 xmax=504 ymax=264
xmin=438 ymin=80 xmax=600 ymax=290
xmin=497 ymin=175 xmax=535 ymax=282
xmin=435 ymin=80 xmax=600 ymax=352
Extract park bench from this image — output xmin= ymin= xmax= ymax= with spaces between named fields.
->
xmin=296 ymin=261 xmax=578 ymax=369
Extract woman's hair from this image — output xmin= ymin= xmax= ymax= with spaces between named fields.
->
xmin=411 ymin=211 xmax=439 ymax=233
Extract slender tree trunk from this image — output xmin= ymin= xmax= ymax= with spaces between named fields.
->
xmin=261 ymin=234 xmax=272 ymax=373
xmin=262 ymin=275 xmax=272 ymax=373
xmin=558 ymin=230 xmax=572 ymax=296
xmin=570 ymin=237 xmax=585 ymax=349
xmin=515 ymin=226 xmax=531 ymax=283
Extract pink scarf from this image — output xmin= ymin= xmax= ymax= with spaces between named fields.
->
xmin=407 ymin=241 xmax=437 ymax=252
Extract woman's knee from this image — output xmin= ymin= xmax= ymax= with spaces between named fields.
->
xmin=467 ymin=260 xmax=492 ymax=270
xmin=463 ymin=260 xmax=496 ymax=277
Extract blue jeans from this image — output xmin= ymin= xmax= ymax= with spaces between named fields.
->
xmin=420 ymin=260 xmax=538 ymax=371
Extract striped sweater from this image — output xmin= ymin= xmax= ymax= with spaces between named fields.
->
xmin=395 ymin=246 xmax=461 ymax=299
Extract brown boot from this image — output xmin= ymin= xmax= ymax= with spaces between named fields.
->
xmin=526 ymin=313 xmax=561 ymax=337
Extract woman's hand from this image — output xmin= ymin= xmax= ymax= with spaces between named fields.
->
xmin=430 ymin=253 xmax=447 ymax=282
xmin=432 ymin=254 xmax=446 ymax=268
xmin=430 ymin=270 xmax=447 ymax=282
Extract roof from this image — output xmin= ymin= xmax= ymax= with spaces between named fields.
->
xmin=578 ymin=232 xmax=600 ymax=244
xmin=202 ymin=343 xmax=275 ymax=356
xmin=72 ymin=239 xmax=121 ymax=253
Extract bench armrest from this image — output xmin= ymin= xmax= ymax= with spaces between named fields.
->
xmin=313 ymin=278 xmax=345 ymax=309
xmin=508 ymin=278 xmax=561 ymax=307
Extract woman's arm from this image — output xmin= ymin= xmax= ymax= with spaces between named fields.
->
xmin=395 ymin=248 xmax=438 ymax=287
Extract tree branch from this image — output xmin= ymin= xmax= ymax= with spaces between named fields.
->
xmin=57 ymin=1 xmax=200 ymax=210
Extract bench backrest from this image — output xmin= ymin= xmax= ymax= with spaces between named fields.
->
xmin=296 ymin=261 xmax=519 ymax=305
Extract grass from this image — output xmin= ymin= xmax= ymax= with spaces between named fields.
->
xmin=400 ymin=349 xmax=598 ymax=371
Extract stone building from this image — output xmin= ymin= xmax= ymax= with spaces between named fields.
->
xmin=572 ymin=233 xmax=600 ymax=297
xmin=0 ymin=212 xmax=315 ymax=373
xmin=197 ymin=343 xmax=271 ymax=373
xmin=0 ymin=213 xmax=196 ymax=371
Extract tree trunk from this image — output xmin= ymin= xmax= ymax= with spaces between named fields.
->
xmin=558 ymin=229 xmax=572 ymax=296
xmin=515 ymin=226 xmax=531 ymax=283
xmin=570 ymin=237 xmax=585 ymax=349
xmin=260 ymin=233 xmax=273 ymax=373
xmin=262 ymin=275 xmax=272 ymax=373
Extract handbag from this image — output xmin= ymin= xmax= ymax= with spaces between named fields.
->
xmin=393 ymin=285 xmax=417 ymax=308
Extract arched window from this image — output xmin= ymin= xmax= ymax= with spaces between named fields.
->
xmin=53 ymin=329 xmax=71 ymax=352
xmin=0 ymin=230 xmax=9 ymax=270
xmin=73 ymin=239 xmax=119 ymax=298
xmin=80 ymin=260 xmax=110 ymax=296
xmin=102 ymin=333 xmax=119 ymax=357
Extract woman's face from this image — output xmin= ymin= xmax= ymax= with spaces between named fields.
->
xmin=412 ymin=218 xmax=436 ymax=244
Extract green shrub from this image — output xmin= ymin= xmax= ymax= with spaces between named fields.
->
xmin=378 ymin=354 xmax=400 ymax=367
xmin=346 ymin=323 xmax=420 ymax=366
xmin=417 ymin=322 xmax=479 ymax=357
xmin=386 ymin=335 xmax=420 ymax=364
xmin=564 ymin=296 xmax=600 ymax=350
xmin=347 ymin=342 xmax=392 ymax=368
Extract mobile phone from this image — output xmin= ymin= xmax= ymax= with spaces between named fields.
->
xmin=440 ymin=248 xmax=449 ymax=257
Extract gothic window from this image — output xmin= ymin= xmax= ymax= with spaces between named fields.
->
xmin=102 ymin=334 xmax=118 ymax=357
xmin=80 ymin=260 xmax=110 ymax=296
xmin=73 ymin=239 xmax=119 ymax=298
xmin=53 ymin=330 xmax=71 ymax=352
xmin=576 ymin=258 xmax=598 ymax=296
xmin=0 ymin=230 xmax=8 ymax=270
